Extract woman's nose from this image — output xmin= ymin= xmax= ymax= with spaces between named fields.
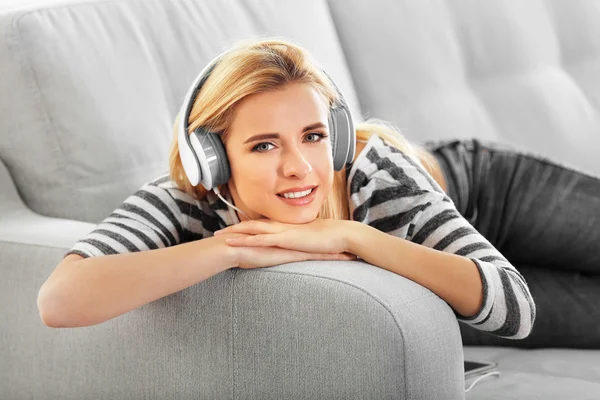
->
xmin=281 ymin=148 xmax=312 ymax=178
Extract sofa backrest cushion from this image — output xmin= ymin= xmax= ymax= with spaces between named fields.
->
xmin=0 ymin=0 xmax=361 ymax=223
xmin=328 ymin=0 xmax=600 ymax=176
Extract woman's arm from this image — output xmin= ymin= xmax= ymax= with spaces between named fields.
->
xmin=37 ymin=235 xmax=237 ymax=328
xmin=346 ymin=135 xmax=535 ymax=339
xmin=345 ymin=222 xmax=483 ymax=317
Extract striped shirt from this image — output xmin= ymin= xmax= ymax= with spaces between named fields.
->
xmin=66 ymin=133 xmax=535 ymax=339
xmin=347 ymin=135 xmax=535 ymax=339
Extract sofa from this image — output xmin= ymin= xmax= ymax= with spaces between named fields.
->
xmin=1 ymin=0 xmax=599 ymax=399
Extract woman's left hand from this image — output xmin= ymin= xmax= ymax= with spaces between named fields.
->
xmin=214 ymin=218 xmax=357 ymax=256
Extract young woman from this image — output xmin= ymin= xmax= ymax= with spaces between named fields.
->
xmin=36 ymin=38 xmax=548 ymax=335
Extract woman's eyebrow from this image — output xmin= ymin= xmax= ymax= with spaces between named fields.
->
xmin=243 ymin=122 xmax=326 ymax=144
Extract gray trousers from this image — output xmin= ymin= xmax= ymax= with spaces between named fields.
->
xmin=422 ymin=138 xmax=600 ymax=348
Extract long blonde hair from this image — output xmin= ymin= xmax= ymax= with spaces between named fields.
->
xmin=169 ymin=37 xmax=436 ymax=221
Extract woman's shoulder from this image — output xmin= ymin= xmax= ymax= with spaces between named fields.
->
xmin=144 ymin=172 xmax=182 ymax=191
xmin=140 ymin=172 xmax=229 ymax=224
xmin=142 ymin=172 xmax=204 ymax=204
xmin=348 ymin=134 xmax=446 ymax=195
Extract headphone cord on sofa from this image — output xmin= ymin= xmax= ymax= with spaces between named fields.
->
xmin=465 ymin=371 xmax=501 ymax=393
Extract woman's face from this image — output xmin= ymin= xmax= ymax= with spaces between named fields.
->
xmin=224 ymin=82 xmax=334 ymax=223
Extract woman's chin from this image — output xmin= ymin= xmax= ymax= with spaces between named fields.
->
xmin=280 ymin=212 xmax=317 ymax=224
xmin=255 ymin=196 xmax=323 ymax=223
xmin=268 ymin=209 xmax=320 ymax=224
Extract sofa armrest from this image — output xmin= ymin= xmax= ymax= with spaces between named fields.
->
xmin=0 ymin=158 xmax=95 ymax=251
xmin=3 ymin=250 xmax=465 ymax=399
xmin=231 ymin=261 xmax=466 ymax=399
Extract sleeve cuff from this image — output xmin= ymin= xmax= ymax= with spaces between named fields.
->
xmin=454 ymin=258 xmax=496 ymax=324
xmin=63 ymin=249 xmax=92 ymax=259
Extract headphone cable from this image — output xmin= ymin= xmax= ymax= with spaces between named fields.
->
xmin=213 ymin=187 xmax=252 ymax=221
xmin=465 ymin=371 xmax=501 ymax=393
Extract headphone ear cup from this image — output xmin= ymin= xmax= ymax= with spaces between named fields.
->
xmin=329 ymin=106 xmax=352 ymax=171
xmin=206 ymin=131 xmax=231 ymax=187
xmin=329 ymin=110 xmax=337 ymax=167
xmin=346 ymin=111 xmax=356 ymax=165
xmin=188 ymin=129 xmax=231 ymax=190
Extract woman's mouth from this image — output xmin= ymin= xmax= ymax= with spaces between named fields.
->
xmin=276 ymin=187 xmax=318 ymax=206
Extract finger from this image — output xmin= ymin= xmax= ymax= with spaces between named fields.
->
xmin=333 ymin=253 xmax=356 ymax=260
xmin=225 ymin=234 xmax=279 ymax=247
xmin=310 ymin=253 xmax=342 ymax=260
xmin=215 ymin=226 xmax=257 ymax=236
xmin=220 ymin=220 xmax=284 ymax=236
xmin=339 ymin=253 xmax=358 ymax=260
xmin=319 ymin=252 xmax=357 ymax=261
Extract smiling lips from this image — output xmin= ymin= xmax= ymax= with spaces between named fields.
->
xmin=276 ymin=186 xmax=318 ymax=205
xmin=277 ymin=185 xmax=318 ymax=195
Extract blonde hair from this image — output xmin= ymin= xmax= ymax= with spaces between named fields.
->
xmin=168 ymin=37 xmax=436 ymax=221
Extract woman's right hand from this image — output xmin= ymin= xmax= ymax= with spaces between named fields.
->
xmin=213 ymin=232 xmax=357 ymax=269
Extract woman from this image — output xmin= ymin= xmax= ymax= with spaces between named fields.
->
xmin=37 ymin=38 xmax=548 ymax=334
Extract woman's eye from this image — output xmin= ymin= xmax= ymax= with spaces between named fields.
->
xmin=251 ymin=143 xmax=275 ymax=153
xmin=306 ymin=133 xmax=327 ymax=142
xmin=250 ymin=133 xmax=327 ymax=153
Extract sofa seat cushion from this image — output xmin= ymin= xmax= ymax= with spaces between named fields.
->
xmin=463 ymin=346 xmax=600 ymax=399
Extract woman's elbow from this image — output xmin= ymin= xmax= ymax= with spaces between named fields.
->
xmin=512 ymin=299 xmax=537 ymax=340
xmin=37 ymin=284 xmax=68 ymax=328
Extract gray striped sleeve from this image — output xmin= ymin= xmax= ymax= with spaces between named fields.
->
xmin=64 ymin=178 xmax=189 ymax=259
xmin=348 ymin=135 xmax=536 ymax=339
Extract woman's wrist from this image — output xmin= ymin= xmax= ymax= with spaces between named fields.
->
xmin=208 ymin=233 xmax=240 ymax=270
xmin=344 ymin=220 xmax=372 ymax=256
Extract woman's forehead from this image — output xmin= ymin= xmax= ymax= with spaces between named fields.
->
xmin=229 ymin=84 xmax=329 ymax=139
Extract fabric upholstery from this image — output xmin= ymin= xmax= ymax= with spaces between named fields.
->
xmin=0 ymin=0 xmax=361 ymax=224
xmin=328 ymin=0 xmax=600 ymax=177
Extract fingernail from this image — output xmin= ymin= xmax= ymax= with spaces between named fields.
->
xmin=214 ymin=230 xmax=222 ymax=235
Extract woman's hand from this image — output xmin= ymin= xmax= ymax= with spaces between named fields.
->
xmin=211 ymin=231 xmax=356 ymax=269
xmin=214 ymin=218 xmax=356 ymax=256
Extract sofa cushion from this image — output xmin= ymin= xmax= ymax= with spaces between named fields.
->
xmin=463 ymin=346 xmax=600 ymax=399
xmin=0 ymin=0 xmax=361 ymax=223
xmin=327 ymin=0 xmax=600 ymax=177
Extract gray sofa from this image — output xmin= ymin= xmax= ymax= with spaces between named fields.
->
xmin=1 ymin=0 xmax=599 ymax=399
